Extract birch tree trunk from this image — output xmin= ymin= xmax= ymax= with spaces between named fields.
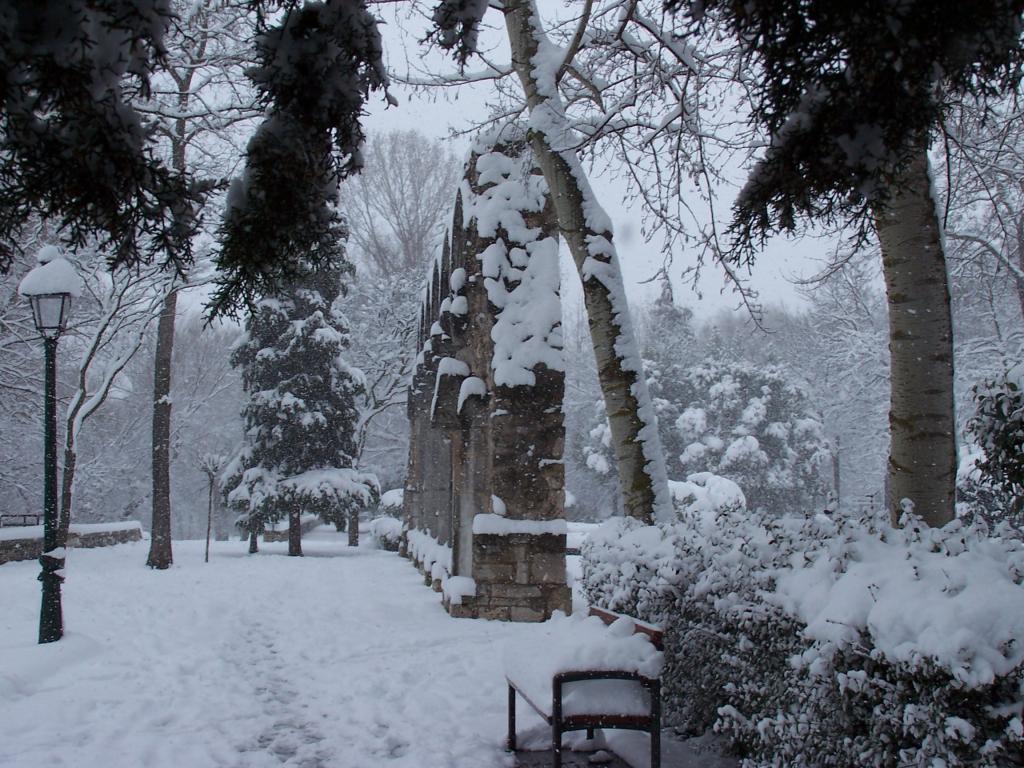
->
xmin=503 ymin=0 xmax=670 ymax=524
xmin=874 ymin=148 xmax=956 ymax=528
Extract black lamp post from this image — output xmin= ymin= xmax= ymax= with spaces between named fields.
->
xmin=19 ymin=249 xmax=81 ymax=644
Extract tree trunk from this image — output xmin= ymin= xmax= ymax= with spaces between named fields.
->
xmin=1015 ymin=212 xmax=1024 ymax=322
xmin=249 ymin=528 xmax=259 ymax=554
xmin=347 ymin=509 xmax=359 ymax=547
xmin=874 ymin=148 xmax=956 ymax=528
xmin=288 ymin=509 xmax=302 ymax=556
xmin=147 ymin=288 xmax=178 ymax=569
xmin=503 ymin=0 xmax=670 ymax=524
xmin=56 ymin=446 xmax=76 ymax=549
xmin=831 ymin=435 xmax=841 ymax=507
xmin=205 ymin=475 xmax=214 ymax=563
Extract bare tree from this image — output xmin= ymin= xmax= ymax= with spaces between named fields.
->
xmin=341 ymin=131 xmax=460 ymax=487
xmin=136 ymin=0 xmax=259 ymax=568
xmin=943 ymin=99 xmax=1024 ymax=321
xmin=342 ymin=130 xmax=461 ymax=275
xmin=56 ymin=260 xmax=171 ymax=549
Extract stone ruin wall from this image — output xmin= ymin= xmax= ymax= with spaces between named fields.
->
xmin=401 ymin=134 xmax=572 ymax=621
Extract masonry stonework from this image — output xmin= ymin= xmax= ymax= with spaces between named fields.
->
xmin=402 ymin=132 xmax=571 ymax=621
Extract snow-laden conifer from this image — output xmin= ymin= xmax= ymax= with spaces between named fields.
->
xmin=226 ymin=261 xmax=378 ymax=555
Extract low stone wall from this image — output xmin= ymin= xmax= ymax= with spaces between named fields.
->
xmin=0 ymin=522 xmax=143 ymax=565
xmin=447 ymin=532 xmax=572 ymax=621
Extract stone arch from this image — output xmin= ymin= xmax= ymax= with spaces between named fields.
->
xmin=401 ymin=131 xmax=571 ymax=621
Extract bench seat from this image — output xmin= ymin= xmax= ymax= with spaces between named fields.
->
xmin=504 ymin=609 xmax=664 ymax=768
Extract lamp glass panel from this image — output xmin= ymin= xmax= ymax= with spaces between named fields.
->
xmin=31 ymin=294 xmax=71 ymax=337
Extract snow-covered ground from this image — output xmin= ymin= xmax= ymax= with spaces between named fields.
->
xmin=0 ymin=529 xmax=730 ymax=768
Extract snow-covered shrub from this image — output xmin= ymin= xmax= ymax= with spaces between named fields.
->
xmin=659 ymin=361 xmax=830 ymax=514
xmin=582 ymin=509 xmax=1024 ymax=766
xmin=580 ymin=360 xmax=830 ymax=514
xmin=369 ymin=516 xmax=402 ymax=551
xmin=378 ymin=488 xmax=404 ymax=515
xmin=957 ymin=444 xmax=1017 ymax=527
xmin=582 ymin=487 xmax=803 ymax=736
xmin=406 ymin=529 xmax=452 ymax=583
xmin=965 ymin=368 xmax=1024 ymax=526
xmin=668 ymin=472 xmax=746 ymax=519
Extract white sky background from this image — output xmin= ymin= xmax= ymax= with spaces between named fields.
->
xmin=360 ymin=2 xmax=837 ymax=325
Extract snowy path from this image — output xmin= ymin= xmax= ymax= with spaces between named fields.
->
xmin=0 ymin=533 xmax=537 ymax=767
xmin=0 ymin=531 xmax=732 ymax=768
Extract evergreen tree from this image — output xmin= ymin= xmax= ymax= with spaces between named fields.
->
xmin=581 ymin=351 xmax=831 ymax=515
xmin=0 ymin=1 xmax=208 ymax=273
xmin=672 ymin=0 xmax=1024 ymax=527
xmin=669 ymin=361 xmax=830 ymax=514
xmin=640 ymin=276 xmax=697 ymax=368
xmin=226 ymin=259 xmax=378 ymax=556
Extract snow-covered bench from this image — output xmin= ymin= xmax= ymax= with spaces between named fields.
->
xmin=503 ymin=607 xmax=664 ymax=768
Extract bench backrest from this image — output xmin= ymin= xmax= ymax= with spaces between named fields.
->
xmin=588 ymin=606 xmax=664 ymax=651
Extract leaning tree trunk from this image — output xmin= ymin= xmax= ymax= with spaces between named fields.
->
xmin=56 ymin=446 xmax=76 ymax=550
xmin=288 ymin=509 xmax=303 ymax=556
xmin=503 ymin=0 xmax=670 ymax=524
xmin=874 ymin=148 xmax=956 ymax=528
xmin=147 ymin=287 xmax=178 ymax=569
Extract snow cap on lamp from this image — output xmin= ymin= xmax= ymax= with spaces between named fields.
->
xmin=18 ymin=245 xmax=84 ymax=298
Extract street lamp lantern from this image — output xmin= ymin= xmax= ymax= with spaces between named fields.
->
xmin=28 ymin=293 xmax=74 ymax=339
xmin=19 ymin=245 xmax=83 ymax=324
xmin=18 ymin=245 xmax=83 ymax=644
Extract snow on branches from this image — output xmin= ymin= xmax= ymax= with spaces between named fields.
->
xmin=212 ymin=0 xmax=389 ymax=316
xmin=0 ymin=0 xmax=208 ymax=274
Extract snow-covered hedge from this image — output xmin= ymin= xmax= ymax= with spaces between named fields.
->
xmin=581 ymin=484 xmax=1024 ymax=766
xmin=369 ymin=516 xmax=402 ymax=551
xmin=406 ymin=528 xmax=452 ymax=583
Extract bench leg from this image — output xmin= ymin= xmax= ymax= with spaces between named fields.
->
xmin=552 ymin=679 xmax=563 ymax=768
xmin=651 ymin=679 xmax=662 ymax=768
xmin=507 ymin=684 xmax=516 ymax=752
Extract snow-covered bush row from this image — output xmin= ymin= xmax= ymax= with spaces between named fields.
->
xmin=406 ymin=528 xmax=452 ymax=583
xmin=369 ymin=516 xmax=402 ymax=551
xmin=581 ymin=481 xmax=1024 ymax=766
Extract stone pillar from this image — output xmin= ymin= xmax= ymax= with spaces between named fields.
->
xmin=403 ymin=131 xmax=570 ymax=621
xmin=447 ymin=134 xmax=571 ymax=621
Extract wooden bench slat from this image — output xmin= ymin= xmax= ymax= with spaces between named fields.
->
xmin=587 ymin=606 xmax=664 ymax=651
